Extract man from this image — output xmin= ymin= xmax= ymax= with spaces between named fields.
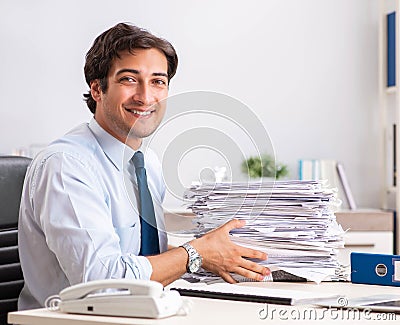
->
xmin=18 ymin=23 xmax=269 ymax=310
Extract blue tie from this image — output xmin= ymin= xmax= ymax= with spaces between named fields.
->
xmin=131 ymin=151 xmax=160 ymax=255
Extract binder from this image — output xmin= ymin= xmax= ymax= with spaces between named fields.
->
xmin=351 ymin=252 xmax=400 ymax=287
xmin=387 ymin=12 xmax=396 ymax=87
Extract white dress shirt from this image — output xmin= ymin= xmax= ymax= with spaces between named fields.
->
xmin=18 ymin=118 xmax=167 ymax=310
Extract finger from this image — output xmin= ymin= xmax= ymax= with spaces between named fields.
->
xmin=221 ymin=218 xmax=246 ymax=232
xmin=220 ymin=272 xmax=237 ymax=284
xmin=232 ymin=266 xmax=270 ymax=282
xmin=238 ymin=258 xmax=270 ymax=277
xmin=236 ymin=246 xmax=268 ymax=260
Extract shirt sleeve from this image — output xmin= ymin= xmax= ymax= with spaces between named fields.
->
xmin=30 ymin=152 xmax=152 ymax=285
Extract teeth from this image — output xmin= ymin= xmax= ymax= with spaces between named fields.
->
xmin=132 ymin=109 xmax=152 ymax=116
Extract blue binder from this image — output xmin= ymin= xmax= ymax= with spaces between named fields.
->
xmin=388 ymin=12 xmax=396 ymax=87
xmin=351 ymin=252 xmax=400 ymax=287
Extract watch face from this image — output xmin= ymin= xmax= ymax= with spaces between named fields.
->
xmin=189 ymin=256 xmax=202 ymax=273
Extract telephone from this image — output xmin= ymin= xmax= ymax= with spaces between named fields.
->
xmin=57 ymin=279 xmax=185 ymax=319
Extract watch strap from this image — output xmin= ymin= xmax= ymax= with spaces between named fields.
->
xmin=180 ymin=242 xmax=202 ymax=273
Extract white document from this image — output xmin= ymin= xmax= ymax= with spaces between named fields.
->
xmin=180 ymin=180 xmax=346 ymax=283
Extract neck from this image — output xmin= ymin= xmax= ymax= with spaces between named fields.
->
xmin=125 ymin=137 xmax=142 ymax=150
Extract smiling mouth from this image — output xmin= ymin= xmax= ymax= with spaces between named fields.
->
xmin=126 ymin=108 xmax=154 ymax=116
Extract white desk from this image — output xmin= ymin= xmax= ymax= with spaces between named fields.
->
xmin=8 ymin=282 xmax=400 ymax=325
xmin=10 ymin=213 xmax=398 ymax=324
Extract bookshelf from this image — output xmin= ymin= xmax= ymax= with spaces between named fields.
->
xmin=379 ymin=0 xmax=400 ymax=254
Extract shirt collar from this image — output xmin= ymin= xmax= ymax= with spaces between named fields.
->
xmin=88 ymin=118 xmax=136 ymax=171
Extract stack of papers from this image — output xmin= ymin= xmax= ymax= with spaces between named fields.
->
xmin=182 ymin=180 xmax=346 ymax=283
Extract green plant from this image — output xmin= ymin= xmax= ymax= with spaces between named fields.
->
xmin=241 ymin=154 xmax=289 ymax=179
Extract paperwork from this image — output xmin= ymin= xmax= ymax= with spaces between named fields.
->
xmin=182 ymin=180 xmax=346 ymax=283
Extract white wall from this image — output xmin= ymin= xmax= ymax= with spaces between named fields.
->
xmin=0 ymin=0 xmax=381 ymax=209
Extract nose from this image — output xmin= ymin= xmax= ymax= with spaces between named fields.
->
xmin=133 ymin=83 xmax=153 ymax=106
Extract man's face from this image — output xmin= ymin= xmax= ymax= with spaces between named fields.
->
xmin=92 ymin=48 xmax=169 ymax=149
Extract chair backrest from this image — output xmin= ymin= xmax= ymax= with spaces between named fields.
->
xmin=0 ymin=156 xmax=32 ymax=229
xmin=0 ymin=156 xmax=31 ymax=322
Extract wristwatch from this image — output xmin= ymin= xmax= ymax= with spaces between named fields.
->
xmin=180 ymin=242 xmax=202 ymax=273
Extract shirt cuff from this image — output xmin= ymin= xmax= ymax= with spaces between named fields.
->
xmin=122 ymin=255 xmax=153 ymax=280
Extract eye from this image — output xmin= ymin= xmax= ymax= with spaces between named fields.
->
xmin=153 ymin=79 xmax=167 ymax=86
xmin=119 ymin=76 xmax=136 ymax=84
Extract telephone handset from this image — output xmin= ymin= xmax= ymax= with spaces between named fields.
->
xmin=58 ymin=279 xmax=185 ymax=319
xmin=60 ymin=279 xmax=162 ymax=301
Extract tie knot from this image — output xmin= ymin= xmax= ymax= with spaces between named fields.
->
xmin=132 ymin=151 xmax=145 ymax=169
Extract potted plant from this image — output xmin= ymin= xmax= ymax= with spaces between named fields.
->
xmin=241 ymin=154 xmax=288 ymax=179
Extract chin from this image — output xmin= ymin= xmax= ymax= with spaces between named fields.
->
xmin=130 ymin=121 xmax=161 ymax=138
xmin=128 ymin=128 xmax=157 ymax=140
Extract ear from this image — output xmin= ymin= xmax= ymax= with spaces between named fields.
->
xmin=90 ymin=80 xmax=102 ymax=102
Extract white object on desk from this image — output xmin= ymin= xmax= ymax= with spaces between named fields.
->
xmin=58 ymin=279 xmax=185 ymax=319
xmin=170 ymin=281 xmax=341 ymax=305
xmin=9 ymin=281 xmax=400 ymax=325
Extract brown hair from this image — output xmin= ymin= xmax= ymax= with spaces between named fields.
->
xmin=83 ymin=23 xmax=178 ymax=113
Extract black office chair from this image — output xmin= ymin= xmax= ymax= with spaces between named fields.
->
xmin=0 ymin=156 xmax=31 ymax=324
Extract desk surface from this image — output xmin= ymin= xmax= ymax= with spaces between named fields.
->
xmin=9 ymin=281 xmax=400 ymax=325
xmin=10 ymin=217 xmax=397 ymax=324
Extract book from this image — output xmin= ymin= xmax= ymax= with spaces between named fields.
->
xmin=319 ymin=159 xmax=340 ymax=189
xmin=298 ymin=159 xmax=313 ymax=180
xmin=336 ymin=162 xmax=357 ymax=210
xmin=394 ymin=124 xmax=397 ymax=187
xmin=387 ymin=12 xmax=396 ymax=87
xmin=298 ymin=159 xmax=357 ymax=210
xmin=299 ymin=159 xmax=339 ymax=186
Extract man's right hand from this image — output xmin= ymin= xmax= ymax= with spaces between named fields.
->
xmin=190 ymin=219 xmax=270 ymax=283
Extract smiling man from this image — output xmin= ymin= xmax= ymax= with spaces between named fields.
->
xmin=17 ymin=23 xmax=269 ymax=310
xmin=91 ymin=48 xmax=169 ymax=149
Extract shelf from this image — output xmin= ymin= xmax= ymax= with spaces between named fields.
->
xmin=336 ymin=209 xmax=394 ymax=231
xmin=380 ymin=0 xmax=400 ymax=254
